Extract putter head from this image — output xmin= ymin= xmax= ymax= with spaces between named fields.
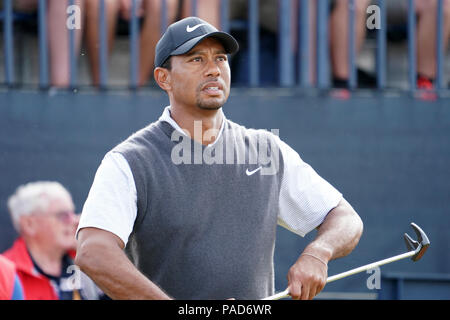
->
xmin=404 ymin=223 xmax=430 ymax=261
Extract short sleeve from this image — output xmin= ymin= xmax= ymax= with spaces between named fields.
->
xmin=77 ymin=152 xmax=137 ymax=246
xmin=277 ymin=138 xmax=343 ymax=237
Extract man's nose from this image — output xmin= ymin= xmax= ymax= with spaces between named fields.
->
xmin=204 ymin=58 xmax=221 ymax=78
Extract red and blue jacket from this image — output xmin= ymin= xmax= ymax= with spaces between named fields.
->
xmin=3 ymin=238 xmax=59 ymax=300
xmin=0 ymin=254 xmax=16 ymax=299
xmin=0 ymin=254 xmax=23 ymax=300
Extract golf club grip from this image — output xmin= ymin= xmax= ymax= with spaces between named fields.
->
xmin=262 ymin=250 xmax=416 ymax=300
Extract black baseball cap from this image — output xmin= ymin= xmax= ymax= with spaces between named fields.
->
xmin=155 ymin=17 xmax=239 ymax=68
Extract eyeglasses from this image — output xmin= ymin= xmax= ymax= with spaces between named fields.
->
xmin=51 ymin=210 xmax=77 ymax=224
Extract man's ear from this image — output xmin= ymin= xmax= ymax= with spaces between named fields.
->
xmin=154 ymin=67 xmax=171 ymax=92
xmin=19 ymin=215 xmax=37 ymax=237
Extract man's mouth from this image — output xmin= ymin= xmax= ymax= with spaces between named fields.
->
xmin=201 ymin=82 xmax=223 ymax=95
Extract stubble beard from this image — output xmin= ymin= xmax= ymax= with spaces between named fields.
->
xmin=195 ymin=85 xmax=228 ymax=111
xmin=196 ymin=101 xmax=223 ymax=110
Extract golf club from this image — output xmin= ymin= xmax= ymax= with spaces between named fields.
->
xmin=262 ymin=222 xmax=430 ymax=300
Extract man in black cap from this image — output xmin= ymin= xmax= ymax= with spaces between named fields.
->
xmin=75 ymin=17 xmax=363 ymax=300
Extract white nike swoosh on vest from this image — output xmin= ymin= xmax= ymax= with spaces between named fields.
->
xmin=186 ymin=23 xmax=207 ymax=32
xmin=246 ymin=166 xmax=262 ymax=176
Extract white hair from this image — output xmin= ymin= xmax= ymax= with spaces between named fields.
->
xmin=7 ymin=181 xmax=72 ymax=232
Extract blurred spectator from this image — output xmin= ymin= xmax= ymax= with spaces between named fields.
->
xmin=85 ymin=0 xmax=220 ymax=86
xmin=0 ymin=255 xmax=24 ymax=300
xmin=386 ymin=0 xmax=450 ymax=91
xmin=4 ymin=0 xmax=85 ymax=88
xmin=229 ymin=0 xmax=375 ymax=88
xmin=413 ymin=0 xmax=450 ymax=89
xmin=329 ymin=0 xmax=374 ymax=88
xmin=2 ymin=181 xmax=88 ymax=299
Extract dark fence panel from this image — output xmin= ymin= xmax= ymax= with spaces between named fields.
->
xmin=0 ymin=89 xmax=449 ymax=298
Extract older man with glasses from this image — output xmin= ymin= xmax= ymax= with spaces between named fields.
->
xmin=2 ymin=181 xmax=91 ymax=299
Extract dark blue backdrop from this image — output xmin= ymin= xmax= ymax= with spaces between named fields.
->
xmin=0 ymin=89 xmax=449 ymax=299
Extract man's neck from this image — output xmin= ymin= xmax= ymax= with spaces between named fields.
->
xmin=169 ymin=105 xmax=223 ymax=145
xmin=26 ymin=240 xmax=64 ymax=277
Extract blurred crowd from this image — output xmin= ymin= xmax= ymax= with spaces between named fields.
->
xmin=0 ymin=0 xmax=448 ymax=90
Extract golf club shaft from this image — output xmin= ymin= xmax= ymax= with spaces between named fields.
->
xmin=262 ymin=249 xmax=416 ymax=300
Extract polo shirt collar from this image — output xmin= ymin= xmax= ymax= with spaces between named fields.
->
xmin=158 ymin=106 xmax=226 ymax=147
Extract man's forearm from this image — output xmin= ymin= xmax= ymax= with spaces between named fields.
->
xmin=79 ymin=248 xmax=170 ymax=300
xmin=75 ymin=230 xmax=172 ymax=300
xmin=303 ymin=198 xmax=363 ymax=263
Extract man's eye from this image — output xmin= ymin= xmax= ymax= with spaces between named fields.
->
xmin=192 ymin=57 xmax=202 ymax=62
xmin=217 ymin=56 xmax=227 ymax=62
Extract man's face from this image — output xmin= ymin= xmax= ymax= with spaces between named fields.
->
xmin=24 ymin=196 xmax=78 ymax=252
xmin=168 ymin=37 xmax=231 ymax=111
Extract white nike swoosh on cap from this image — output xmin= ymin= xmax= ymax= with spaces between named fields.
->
xmin=186 ymin=23 xmax=208 ymax=32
